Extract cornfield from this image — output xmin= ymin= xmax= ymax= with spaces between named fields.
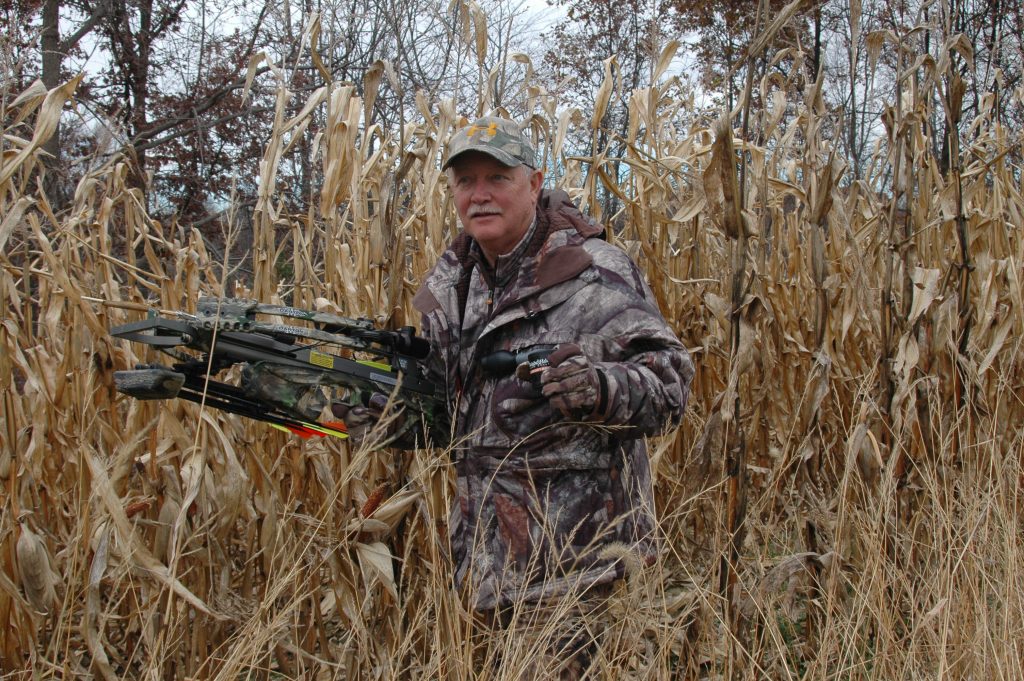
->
xmin=2 ymin=22 xmax=1023 ymax=681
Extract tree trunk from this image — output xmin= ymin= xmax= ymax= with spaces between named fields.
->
xmin=127 ymin=0 xmax=155 ymax=192
xmin=40 ymin=0 xmax=66 ymax=207
xmin=813 ymin=4 xmax=822 ymax=78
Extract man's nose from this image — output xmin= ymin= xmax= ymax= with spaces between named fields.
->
xmin=469 ymin=180 xmax=491 ymax=202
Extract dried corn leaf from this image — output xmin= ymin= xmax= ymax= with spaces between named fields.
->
xmin=593 ymin=56 xmax=617 ymax=130
xmin=84 ymin=526 xmax=117 ymax=681
xmin=370 ymin=490 xmax=422 ymax=530
xmin=908 ymin=267 xmax=941 ymax=324
xmin=0 ymin=74 xmax=82 ymax=187
xmin=977 ymin=314 xmax=1012 ymax=376
xmin=83 ymin=448 xmax=221 ymax=618
xmin=0 ymin=197 xmax=32 ymax=252
xmin=355 ymin=541 xmax=398 ymax=601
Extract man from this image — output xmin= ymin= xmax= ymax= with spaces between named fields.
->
xmin=341 ymin=116 xmax=692 ymax=646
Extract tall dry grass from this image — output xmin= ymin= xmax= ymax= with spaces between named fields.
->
xmin=1 ymin=23 xmax=1023 ymax=681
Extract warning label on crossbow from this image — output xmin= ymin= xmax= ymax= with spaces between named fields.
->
xmin=309 ymin=351 xmax=335 ymax=369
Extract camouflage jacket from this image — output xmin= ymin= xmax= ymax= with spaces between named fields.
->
xmin=412 ymin=189 xmax=693 ymax=610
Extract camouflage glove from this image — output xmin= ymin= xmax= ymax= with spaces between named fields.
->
xmin=331 ymin=393 xmax=400 ymax=446
xmin=540 ymin=343 xmax=610 ymax=420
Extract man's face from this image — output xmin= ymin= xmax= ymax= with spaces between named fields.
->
xmin=448 ymin=152 xmax=543 ymax=263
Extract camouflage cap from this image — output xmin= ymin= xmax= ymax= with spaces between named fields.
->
xmin=443 ymin=116 xmax=537 ymax=170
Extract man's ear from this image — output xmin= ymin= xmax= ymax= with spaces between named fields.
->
xmin=529 ymin=167 xmax=543 ymax=197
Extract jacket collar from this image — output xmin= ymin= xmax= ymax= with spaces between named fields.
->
xmin=416 ymin=188 xmax=604 ymax=319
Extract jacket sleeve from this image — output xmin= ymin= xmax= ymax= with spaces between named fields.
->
xmin=594 ymin=341 xmax=692 ymax=436
xmin=404 ymin=279 xmax=463 ymax=449
xmin=580 ymin=245 xmax=694 ymax=437
xmin=416 ymin=310 xmax=455 ymax=447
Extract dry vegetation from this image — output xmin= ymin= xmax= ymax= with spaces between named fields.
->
xmin=2 ymin=25 xmax=1023 ymax=681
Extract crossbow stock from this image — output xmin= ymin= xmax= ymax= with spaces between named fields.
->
xmin=111 ymin=297 xmax=444 ymax=440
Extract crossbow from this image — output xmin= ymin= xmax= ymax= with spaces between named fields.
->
xmin=111 ymin=297 xmax=445 ymax=440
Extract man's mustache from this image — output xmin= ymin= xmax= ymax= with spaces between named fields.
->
xmin=468 ymin=205 xmax=500 ymax=217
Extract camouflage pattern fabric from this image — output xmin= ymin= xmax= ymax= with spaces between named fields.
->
xmin=241 ymin=363 xmax=328 ymax=421
xmin=443 ymin=115 xmax=537 ymax=169
xmin=412 ymin=188 xmax=694 ymax=610
xmin=540 ymin=343 xmax=607 ymax=419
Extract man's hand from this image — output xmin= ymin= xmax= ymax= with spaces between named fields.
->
xmin=331 ymin=393 xmax=390 ymax=445
xmin=540 ymin=343 xmax=608 ymax=420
